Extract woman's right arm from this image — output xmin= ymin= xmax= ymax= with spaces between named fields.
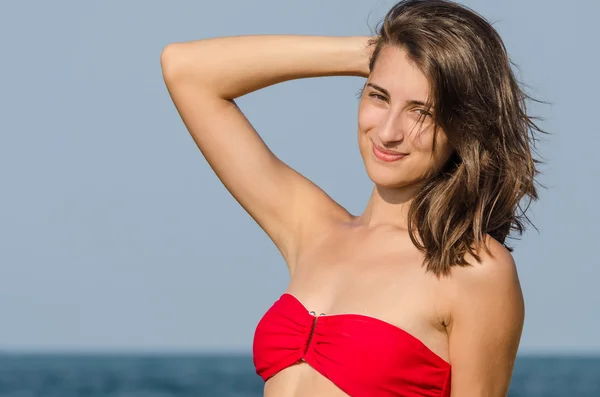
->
xmin=160 ymin=35 xmax=371 ymax=271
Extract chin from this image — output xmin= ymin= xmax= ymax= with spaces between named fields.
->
xmin=364 ymin=163 xmax=411 ymax=188
xmin=372 ymin=178 xmax=412 ymax=189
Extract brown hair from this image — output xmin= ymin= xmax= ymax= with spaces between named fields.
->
xmin=369 ymin=0 xmax=544 ymax=276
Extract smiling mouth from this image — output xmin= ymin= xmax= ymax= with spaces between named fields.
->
xmin=372 ymin=143 xmax=408 ymax=162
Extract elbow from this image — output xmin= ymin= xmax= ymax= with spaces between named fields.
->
xmin=160 ymin=43 xmax=187 ymax=83
xmin=160 ymin=42 xmax=213 ymax=86
xmin=160 ymin=41 xmax=220 ymax=94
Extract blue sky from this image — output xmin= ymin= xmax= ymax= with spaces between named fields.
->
xmin=1 ymin=0 xmax=598 ymax=354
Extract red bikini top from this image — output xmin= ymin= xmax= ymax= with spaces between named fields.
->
xmin=253 ymin=293 xmax=451 ymax=397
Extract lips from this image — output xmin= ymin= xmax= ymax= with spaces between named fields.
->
xmin=372 ymin=143 xmax=407 ymax=162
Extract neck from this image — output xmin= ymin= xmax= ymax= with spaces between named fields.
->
xmin=355 ymin=184 xmax=421 ymax=229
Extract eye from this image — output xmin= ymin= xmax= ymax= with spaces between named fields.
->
xmin=368 ymin=92 xmax=388 ymax=102
xmin=415 ymin=108 xmax=432 ymax=117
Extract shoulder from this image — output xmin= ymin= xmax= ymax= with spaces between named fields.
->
xmin=445 ymin=234 xmax=524 ymax=331
xmin=441 ymin=236 xmax=525 ymax=395
xmin=453 ymin=235 xmax=520 ymax=291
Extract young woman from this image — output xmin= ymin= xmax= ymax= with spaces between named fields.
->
xmin=160 ymin=0 xmax=541 ymax=396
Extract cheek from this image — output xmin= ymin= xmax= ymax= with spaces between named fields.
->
xmin=410 ymin=129 xmax=453 ymax=170
xmin=357 ymin=101 xmax=381 ymax=135
xmin=409 ymin=127 xmax=436 ymax=153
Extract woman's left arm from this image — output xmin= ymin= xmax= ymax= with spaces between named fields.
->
xmin=447 ymin=240 xmax=525 ymax=397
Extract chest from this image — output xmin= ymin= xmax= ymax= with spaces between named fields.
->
xmin=287 ymin=226 xmax=448 ymax=334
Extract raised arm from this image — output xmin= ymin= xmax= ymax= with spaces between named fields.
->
xmin=160 ymin=35 xmax=371 ymax=271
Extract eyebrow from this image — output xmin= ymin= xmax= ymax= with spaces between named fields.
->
xmin=366 ymin=83 xmax=429 ymax=108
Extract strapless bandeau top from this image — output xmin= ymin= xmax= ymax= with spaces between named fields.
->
xmin=253 ymin=293 xmax=451 ymax=397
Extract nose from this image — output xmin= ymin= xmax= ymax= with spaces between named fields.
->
xmin=376 ymin=109 xmax=405 ymax=146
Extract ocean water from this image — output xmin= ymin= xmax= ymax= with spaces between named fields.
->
xmin=0 ymin=354 xmax=599 ymax=397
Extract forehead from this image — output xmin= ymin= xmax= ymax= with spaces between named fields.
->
xmin=370 ymin=45 xmax=431 ymax=102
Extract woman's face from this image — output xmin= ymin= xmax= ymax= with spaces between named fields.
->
xmin=358 ymin=45 xmax=454 ymax=189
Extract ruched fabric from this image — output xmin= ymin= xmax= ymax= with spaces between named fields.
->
xmin=253 ymin=293 xmax=451 ymax=397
